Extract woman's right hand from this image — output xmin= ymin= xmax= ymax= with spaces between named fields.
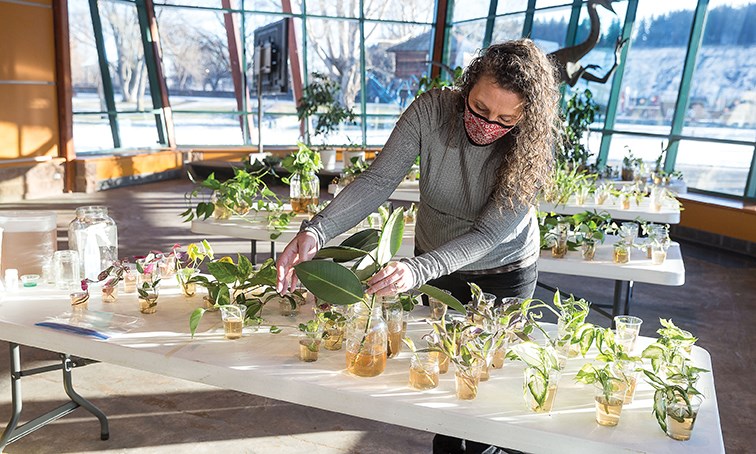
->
xmin=276 ymin=230 xmax=320 ymax=294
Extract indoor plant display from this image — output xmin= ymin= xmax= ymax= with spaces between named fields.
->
xmin=181 ymin=167 xmax=284 ymax=221
xmin=172 ymin=240 xmax=214 ymax=297
xmin=282 ymin=142 xmax=323 ymax=214
xmin=294 ymin=207 xmax=464 ymax=377
xmin=593 ymin=183 xmax=612 ymax=205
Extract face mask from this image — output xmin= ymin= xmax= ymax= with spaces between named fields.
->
xmin=463 ymin=98 xmax=516 ymax=146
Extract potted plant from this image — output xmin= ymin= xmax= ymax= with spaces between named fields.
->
xmin=172 ymin=240 xmax=214 ymax=297
xmin=402 ymin=337 xmax=440 ymax=390
xmin=557 ymin=88 xmax=599 ymax=170
xmin=80 ymin=260 xmax=129 ymax=303
xmin=294 ymin=207 xmax=464 ymax=377
xmin=137 ymin=263 xmax=161 ymax=315
xmin=320 ymin=305 xmax=347 ymax=351
xmin=621 ymin=147 xmax=644 ymax=182
xmin=296 ymin=72 xmax=356 ymax=170
xmin=427 ymin=319 xmax=486 ymax=400
xmin=298 ymin=314 xmax=326 ymax=362
xmin=592 ymin=328 xmax=642 ymax=404
xmin=282 ymin=142 xmax=323 ymax=214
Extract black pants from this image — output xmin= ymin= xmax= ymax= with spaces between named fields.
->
xmin=425 ymin=260 xmax=537 ymax=454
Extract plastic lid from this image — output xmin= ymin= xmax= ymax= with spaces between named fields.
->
xmin=0 ymin=211 xmax=57 ymax=232
xmin=5 ymin=268 xmax=18 ymax=277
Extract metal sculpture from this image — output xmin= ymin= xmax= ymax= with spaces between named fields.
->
xmin=549 ymin=0 xmax=629 ymax=87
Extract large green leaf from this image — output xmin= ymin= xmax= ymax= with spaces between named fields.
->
xmin=237 ymin=254 xmax=254 ymax=280
xmin=418 ymin=284 xmax=465 ymax=313
xmin=207 ymin=261 xmax=238 ymax=284
xmin=376 ymin=208 xmax=405 ymax=266
xmin=316 ymin=246 xmax=372 ymax=262
xmin=352 ymin=253 xmax=379 ymax=281
xmin=295 ymin=261 xmax=364 ymax=305
xmin=189 ymin=308 xmax=206 ymax=338
xmin=340 ymin=229 xmax=380 ymax=251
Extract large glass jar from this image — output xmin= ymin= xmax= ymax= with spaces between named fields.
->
xmin=289 ymin=171 xmax=320 ymax=214
xmin=68 ymin=206 xmax=118 ymax=280
xmin=345 ymin=301 xmax=387 ymax=377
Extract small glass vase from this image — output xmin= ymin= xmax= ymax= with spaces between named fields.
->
xmin=123 ymin=269 xmax=137 ymax=293
xmin=652 ymin=243 xmax=669 ymax=265
xmin=100 ymin=285 xmax=117 ymax=303
xmin=176 ymin=268 xmax=198 ymax=297
xmin=290 ymin=171 xmax=320 ymax=214
xmin=384 ymin=302 xmax=405 ymax=359
xmin=70 ymin=291 xmax=89 ymax=311
xmin=666 ymin=395 xmax=703 ymax=441
xmin=430 ymin=350 xmax=450 ymax=374
xmin=594 ymin=380 xmax=627 ymax=426
xmin=454 ymin=362 xmax=483 ymax=400
xmin=345 ymin=301 xmax=388 ymax=377
xmin=613 ymin=360 xmax=642 ymax=404
xmin=581 ymin=242 xmax=596 ymax=261
xmin=323 ymin=319 xmax=346 ymax=351
xmin=574 ymin=186 xmax=590 ymax=206
xmin=613 ymin=243 xmax=630 ymax=264
xmin=299 ymin=338 xmax=322 ymax=362
xmin=219 ymin=304 xmax=247 ymax=340
xmin=409 ymin=353 xmax=440 ymax=390
xmin=138 ymin=287 xmax=159 ymax=314
xmin=551 ymin=222 xmax=569 ymax=258
xmin=524 ymin=368 xmax=560 ymax=413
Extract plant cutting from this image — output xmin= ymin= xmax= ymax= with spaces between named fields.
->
xmin=181 ymin=167 xmax=284 ymax=222
xmin=80 ymin=260 xmax=129 ymax=303
xmin=319 ymin=305 xmax=347 ymax=350
xmin=524 ymin=291 xmax=594 ymax=360
xmin=172 ymin=240 xmax=214 ymax=297
xmin=402 ymin=337 xmax=439 ymax=390
xmin=592 ymin=328 xmax=642 ymax=404
xmin=541 ymin=161 xmax=596 ymax=206
xmin=136 ymin=259 xmax=161 ymax=315
xmin=298 ymin=314 xmax=326 ymax=362
xmin=294 ymin=207 xmax=464 ymax=377
xmin=572 ymin=210 xmax=611 ymax=261
xmin=621 ymin=146 xmax=644 ymax=182
xmin=188 ymin=256 xmax=299 ymax=337
xmin=510 ymin=341 xmax=562 ymax=413
xmin=282 ymin=142 xmax=323 ymax=214
xmin=340 ymin=156 xmax=370 ymax=186
xmin=427 ymin=319 xmax=486 ymax=400
xmin=575 ymin=362 xmax=627 ymax=426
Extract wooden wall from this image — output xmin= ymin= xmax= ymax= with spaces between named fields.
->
xmin=0 ymin=0 xmax=59 ymax=161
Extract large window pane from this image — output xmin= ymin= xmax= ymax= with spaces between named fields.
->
xmin=602 ymin=133 xmax=668 ymax=176
xmin=73 ymin=115 xmax=115 ymax=153
xmin=98 ymin=0 xmax=149 ymax=112
xmin=247 ymin=1 xmax=300 ymax=14
xmin=253 ymin=113 xmax=302 ymax=146
xmin=364 ymin=0 xmax=434 ymax=22
xmin=366 ymin=23 xmax=433 ymax=114
xmin=154 ymin=0 xmax=240 ymax=8
xmin=449 ymin=19 xmax=488 ymax=66
xmin=69 ymin=0 xmax=106 ymax=113
xmin=530 ymin=6 xmax=572 ymax=53
xmin=491 ymin=14 xmax=527 ymax=43
xmin=158 ymin=6 xmax=236 ymax=112
xmin=497 ymin=0 xmax=528 ymax=15
xmin=305 ymin=0 xmax=359 ymax=18
xmin=675 ymin=140 xmax=753 ymax=196
xmin=118 ymin=113 xmax=162 ymax=148
xmin=451 ymin=2 xmax=490 ymax=23
xmin=173 ymin=113 xmax=244 ymax=145
xmin=366 ymin=116 xmax=396 ymax=147
xmin=682 ymin=1 xmax=756 ymax=139
xmin=614 ymin=1 xmax=695 ymax=130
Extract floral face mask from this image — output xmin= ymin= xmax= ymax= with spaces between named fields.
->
xmin=463 ymin=98 xmax=517 ymax=146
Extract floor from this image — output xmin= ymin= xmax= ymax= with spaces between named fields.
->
xmin=1 ymin=179 xmax=754 ymax=453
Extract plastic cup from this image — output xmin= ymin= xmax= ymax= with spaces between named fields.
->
xmin=53 ymin=250 xmax=81 ymax=291
xmin=614 ymin=316 xmax=643 ymax=352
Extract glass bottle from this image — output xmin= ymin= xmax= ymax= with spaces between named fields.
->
xmin=68 ymin=206 xmax=118 ymax=281
xmin=345 ymin=300 xmax=388 ymax=377
xmin=290 ymin=171 xmax=320 ymax=214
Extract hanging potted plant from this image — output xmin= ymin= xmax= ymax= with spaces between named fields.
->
xmin=294 ymin=207 xmax=464 ymax=378
xmin=282 ymin=142 xmax=323 ymax=214
xmin=296 ymin=72 xmax=357 ymax=170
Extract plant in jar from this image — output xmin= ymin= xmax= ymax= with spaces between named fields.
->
xmin=572 ymin=210 xmax=611 ymax=261
xmin=298 ymin=314 xmax=326 ymax=362
xmin=80 ymin=260 xmax=129 ymax=303
xmin=172 ymin=240 xmax=214 ymax=297
xmin=575 ymin=362 xmax=628 ymax=426
xmin=294 ymin=208 xmax=464 ymax=377
xmin=402 ymin=337 xmax=440 ymax=390
xmin=282 ymin=142 xmax=323 ymax=214
xmin=510 ymin=341 xmax=562 ymax=413
xmin=593 ymin=328 xmax=642 ymax=404
xmin=427 ymin=319 xmax=486 ymax=400
xmin=526 ymin=291 xmax=595 ymax=360
xmin=136 ymin=260 xmax=161 ymax=314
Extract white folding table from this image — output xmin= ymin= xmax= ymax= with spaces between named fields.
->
xmin=0 ymin=285 xmax=723 ymax=453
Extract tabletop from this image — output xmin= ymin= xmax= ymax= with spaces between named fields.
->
xmin=0 ymin=283 xmax=722 ymax=453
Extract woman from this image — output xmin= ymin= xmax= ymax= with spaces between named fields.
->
xmin=276 ymin=38 xmax=559 ymax=454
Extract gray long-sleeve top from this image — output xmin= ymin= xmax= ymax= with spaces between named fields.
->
xmin=302 ymin=88 xmax=539 ymax=287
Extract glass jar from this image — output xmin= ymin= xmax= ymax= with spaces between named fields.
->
xmin=68 ymin=206 xmax=118 ymax=281
xmin=383 ymin=299 xmax=405 ymax=359
xmin=345 ymin=301 xmax=387 ymax=377
xmin=290 ymin=171 xmax=320 ymax=214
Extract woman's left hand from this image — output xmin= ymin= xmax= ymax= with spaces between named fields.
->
xmin=366 ymin=261 xmax=414 ymax=296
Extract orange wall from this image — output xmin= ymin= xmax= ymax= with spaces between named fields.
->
xmin=679 ymin=197 xmax=756 ymax=243
xmin=0 ymin=0 xmax=59 ymax=161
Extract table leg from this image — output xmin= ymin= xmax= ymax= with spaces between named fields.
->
xmin=625 ymin=281 xmax=635 ymax=315
xmin=250 ymin=240 xmax=257 ymax=265
xmin=270 ymin=241 xmax=277 ymax=262
xmin=0 ymin=344 xmax=109 ymax=450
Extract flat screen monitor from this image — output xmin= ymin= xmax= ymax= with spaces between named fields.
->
xmin=253 ymin=19 xmax=289 ymax=94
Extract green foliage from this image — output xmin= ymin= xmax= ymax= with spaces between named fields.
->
xmin=296 ymin=72 xmax=356 ymax=143
xmin=510 ymin=341 xmax=562 ymax=409
xmin=415 ymin=65 xmax=463 ymax=98
xmin=281 ymin=142 xmax=323 ymax=178
xmin=575 ymin=362 xmax=625 ymax=404
xmin=542 ymin=161 xmax=597 ymax=205
xmin=558 ymin=88 xmax=599 ymax=167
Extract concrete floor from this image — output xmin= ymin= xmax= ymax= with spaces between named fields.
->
xmin=1 ymin=179 xmax=754 ymax=453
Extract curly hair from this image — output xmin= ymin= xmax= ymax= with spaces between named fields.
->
xmin=455 ymin=39 xmax=560 ymax=209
